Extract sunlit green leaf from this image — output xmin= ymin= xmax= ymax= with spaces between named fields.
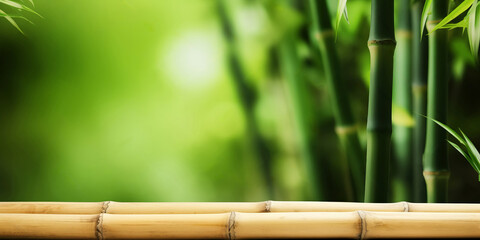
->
xmin=431 ymin=0 xmax=474 ymax=33
xmin=448 ymin=140 xmax=480 ymax=173
xmin=468 ymin=0 xmax=480 ymax=60
xmin=430 ymin=118 xmax=466 ymax=145
xmin=0 ymin=0 xmax=41 ymax=17
xmin=0 ymin=8 xmax=23 ymax=34
xmin=460 ymin=129 xmax=480 ymax=165
xmin=335 ymin=0 xmax=348 ymax=39
xmin=421 ymin=0 xmax=432 ymax=38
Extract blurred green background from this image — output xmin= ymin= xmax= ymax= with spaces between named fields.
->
xmin=0 ymin=0 xmax=479 ymax=202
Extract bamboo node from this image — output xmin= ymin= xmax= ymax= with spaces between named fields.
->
xmin=314 ymin=30 xmax=334 ymax=41
xmin=264 ymin=200 xmax=272 ymax=212
xmin=426 ymin=20 xmax=442 ymax=32
xmin=95 ymin=213 xmax=104 ymax=240
xmin=401 ymin=201 xmax=410 ymax=212
xmin=101 ymin=201 xmax=111 ymax=214
xmin=356 ymin=210 xmax=367 ymax=240
xmin=423 ymin=171 xmax=450 ymax=177
xmin=396 ymin=30 xmax=412 ymax=39
xmin=412 ymin=83 xmax=428 ymax=94
xmin=367 ymin=39 xmax=396 ymax=46
xmin=227 ymin=211 xmax=236 ymax=240
xmin=335 ymin=125 xmax=359 ymax=135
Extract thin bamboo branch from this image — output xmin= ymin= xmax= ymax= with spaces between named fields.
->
xmin=2 ymin=201 xmax=480 ymax=214
xmin=2 ymin=211 xmax=480 ymax=239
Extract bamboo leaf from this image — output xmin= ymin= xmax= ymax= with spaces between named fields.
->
xmin=335 ymin=0 xmax=348 ymax=39
xmin=0 ymin=0 xmax=41 ymax=17
xmin=430 ymin=0 xmax=474 ymax=33
xmin=448 ymin=140 xmax=480 ymax=173
xmin=468 ymin=0 xmax=480 ymax=61
xmin=0 ymin=8 xmax=23 ymax=34
xmin=421 ymin=0 xmax=432 ymax=37
xmin=430 ymin=118 xmax=466 ymax=145
xmin=460 ymin=129 xmax=480 ymax=164
xmin=437 ymin=19 xmax=468 ymax=30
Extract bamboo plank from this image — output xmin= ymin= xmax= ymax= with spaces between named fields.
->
xmin=1 ymin=201 xmax=480 ymax=214
xmin=2 ymin=212 xmax=480 ymax=239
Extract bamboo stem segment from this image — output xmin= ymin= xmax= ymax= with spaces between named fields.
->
xmin=411 ymin=0 xmax=428 ymax=203
xmin=308 ymin=0 xmax=365 ymax=201
xmin=3 ymin=201 xmax=480 ymax=214
xmin=423 ymin=0 xmax=450 ymax=203
xmin=2 ymin=211 xmax=480 ymax=239
xmin=391 ymin=0 xmax=414 ymax=202
xmin=217 ymin=0 xmax=274 ymax=197
xmin=364 ymin=0 xmax=396 ymax=203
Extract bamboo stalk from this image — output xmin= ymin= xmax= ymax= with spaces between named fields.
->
xmin=3 ymin=201 xmax=480 ymax=214
xmin=217 ymin=0 xmax=274 ymax=197
xmin=423 ymin=0 xmax=450 ymax=203
xmin=2 ymin=211 xmax=480 ymax=239
xmin=411 ymin=0 xmax=428 ymax=203
xmin=391 ymin=0 xmax=414 ymax=202
xmin=308 ymin=0 xmax=365 ymax=201
xmin=364 ymin=0 xmax=396 ymax=203
xmin=279 ymin=1 xmax=326 ymax=200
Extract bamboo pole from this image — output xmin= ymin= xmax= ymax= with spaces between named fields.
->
xmin=279 ymin=1 xmax=327 ymax=200
xmin=217 ymin=0 xmax=274 ymax=197
xmin=364 ymin=0 xmax=396 ymax=203
xmin=308 ymin=0 xmax=365 ymax=201
xmin=2 ymin=212 xmax=480 ymax=239
xmin=391 ymin=0 xmax=414 ymax=202
xmin=411 ymin=0 xmax=428 ymax=203
xmin=423 ymin=0 xmax=450 ymax=203
xmin=3 ymin=201 xmax=480 ymax=214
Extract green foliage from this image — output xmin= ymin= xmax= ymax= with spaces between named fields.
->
xmin=335 ymin=0 xmax=349 ymax=39
xmin=422 ymin=0 xmax=480 ymax=60
xmin=432 ymin=119 xmax=480 ymax=181
xmin=0 ymin=0 xmax=40 ymax=34
xmin=420 ymin=0 xmax=432 ymax=37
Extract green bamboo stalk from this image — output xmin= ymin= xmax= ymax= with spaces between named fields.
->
xmin=364 ymin=0 xmax=396 ymax=203
xmin=217 ymin=0 xmax=274 ymax=197
xmin=423 ymin=0 xmax=450 ymax=203
xmin=391 ymin=0 xmax=414 ymax=202
xmin=279 ymin=32 xmax=326 ymax=200
xmin=307 ymin=0 xmax=365 ymax=201
xmin=411 ymin=0 xmax=428 ymax=203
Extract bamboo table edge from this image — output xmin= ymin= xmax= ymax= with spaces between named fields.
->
xmin=1 ymin=201 xmax=480 ymax=214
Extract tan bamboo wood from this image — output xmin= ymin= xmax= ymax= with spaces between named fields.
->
xmin=1 ymin=201 xmax=480 ymax=214
xmin=2 ymin=211 xmax=480 ymax=239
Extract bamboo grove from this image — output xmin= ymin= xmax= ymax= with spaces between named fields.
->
xmin=218 ymin=0 xmax=479 ymax=203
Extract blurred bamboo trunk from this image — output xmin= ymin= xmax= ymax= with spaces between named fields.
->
xmin=411 ymin=0 xmax=428 ymax=203
xmin=2 ymin=211 xmax=480 ymax=239
xmin=364 ymin=0 xmax=396 ymax=203
xmin=423 ymin=0 xmax=450 ymax=203
xmin=391 ymin=0 xmax=414 ymax=202
xmin=3 ymin=201 xmax=480 ymax=214
xmin=217 ymin=0 xmax=274 ymax=197
xmin=279 ymin=1 xmax=326 ymax=200
xmin=307 ymin=0 xmax=364 ymax=201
